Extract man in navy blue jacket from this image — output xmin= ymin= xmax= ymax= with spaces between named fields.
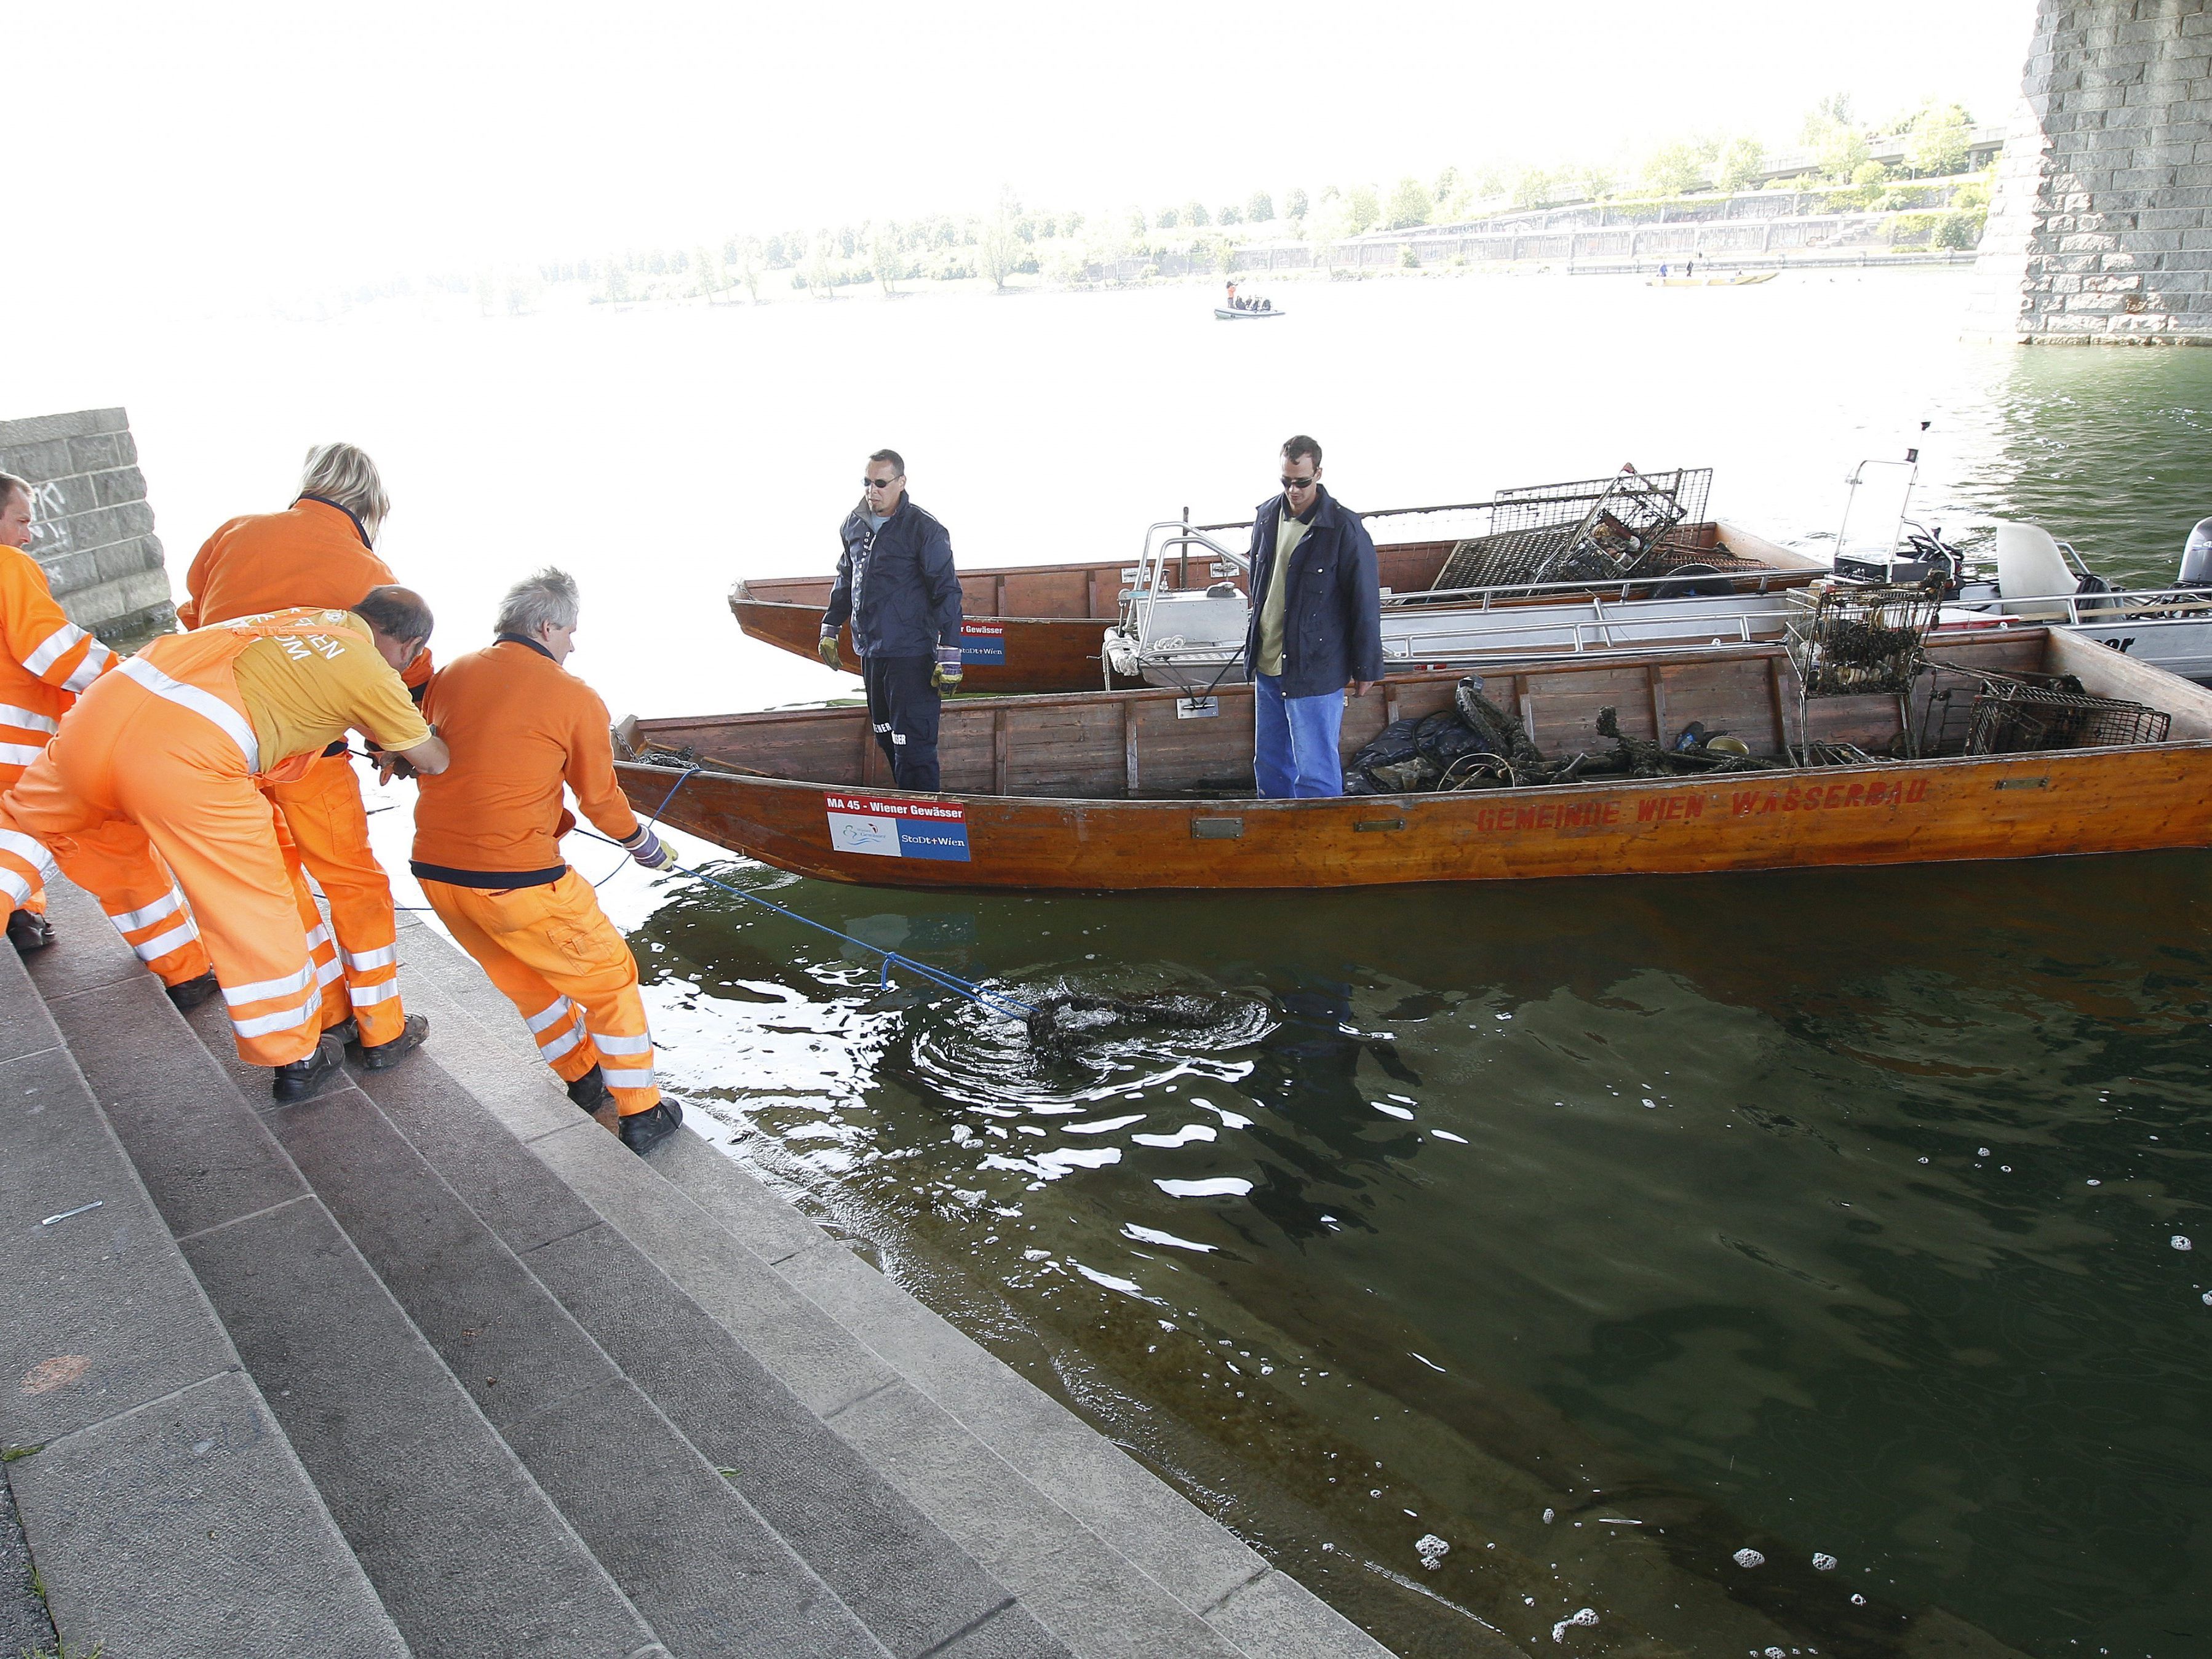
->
xmin=819 ymin=450 xmax=965 ymax=791
xmin=1242 ymin=436 xmax=1383 ymax=797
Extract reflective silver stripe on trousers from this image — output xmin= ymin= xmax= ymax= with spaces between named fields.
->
xmin=340 ymin=943 xmax=398 ymax=973
xmin=233 ymin=996 xmax=320 ymax=1040
xmin=0 ymin=704 xmax=58 ymax=736
xmin=599 ymin=1062 xmax=657 ymax=1089
xmin=132 ymin=919 xmax=201 ymax=963
xmin=525 ymin=997 xmax=578 ymax=1034
xmin=108 ymin=886 xmax=185 ymax=934
xmin=221 ymin=961 xmax=315 ymax=1007
xmin=348 ymin=980 xmax=401 ymax=1008
xmin=539 ymin=1023 xmax=586 ymax=1062
xmin=117 ymin=656 xmax=261 ymax=774
xmin=0 ymin=828 xmax=57 ymax=881
xmin=589 ymin=1030 xmax=653 ymax=1056
xmin=0 ymin=742 xmax=43 ymax=767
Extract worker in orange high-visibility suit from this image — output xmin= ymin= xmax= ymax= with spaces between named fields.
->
xmin=0 ymin=472 xmax=218 ymax=1000
xmin=0 ymin=594 xmax=449 ymax=1102
xmin=408 ymin=567 xmax=682 ymax=1155
xmin=180 ymin=443 xmax=431 ymax=1053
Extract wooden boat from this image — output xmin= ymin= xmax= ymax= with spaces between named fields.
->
xmin=730 ymin=497 xmax=1823 ymax=696
xmin=1213 ymin=306 xmax=1287 ymax=319
xmin=1646 ymin=271 xmax=1777 ymax=288
xmin=614 ymin=627 xmax=2212 ymax=892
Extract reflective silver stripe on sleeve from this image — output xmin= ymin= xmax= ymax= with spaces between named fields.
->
xmin=117 ymin=656 xmax=261 ymax=773
xmin=22 ymin=622 xmax=87 ymax=678
xmin=60 ymin=640 xmax=113 ymax=694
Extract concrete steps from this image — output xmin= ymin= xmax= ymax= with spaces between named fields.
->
xmin=0 ymin=872 xmax=1394 ymax=1658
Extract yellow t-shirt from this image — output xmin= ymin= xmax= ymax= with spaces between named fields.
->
xmin=229 ymin=612 xmax=432 ymax=768
xmin=1255 ymin=511 xmax=1313 ymax=678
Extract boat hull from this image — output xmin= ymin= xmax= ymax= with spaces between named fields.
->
xmin=619 ymin=743 xmax=2212 ymax=891
xmin=732 ymin=592 xmax=1139 ymax=694
xmin=1214 ymin=308 xmax=1287 ymax=319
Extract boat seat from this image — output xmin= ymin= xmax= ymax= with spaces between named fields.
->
xmin=1991 ymin=522 xmax=2077 ymax=621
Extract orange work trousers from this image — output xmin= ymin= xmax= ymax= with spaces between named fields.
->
xmin=0 ymin=675 xmax=320 ymax=1067
xmin=268 ymin=752 xmax=405 ymax=1045
xmin=418 ymin=871 xmax=660 ymax=1116
xmin=0 ymin=756 xmax=212 ymax=990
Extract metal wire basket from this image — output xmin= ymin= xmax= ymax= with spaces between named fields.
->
xmin=1428 ymin=466 xmax=1713 ymax=592
xmin=1784 ymin=583 xmax=1942 ymax=698
xmin=1963 ymin=681 xmax=2171 ymax=754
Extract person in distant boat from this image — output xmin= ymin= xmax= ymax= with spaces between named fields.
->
xmin=1226 ymin=280 xmax=1239 ymax=309
xmin=818 ymin=449 xmax=964 ymax=792
xmin=1242 ymin=436 xmax=1382 ymax=798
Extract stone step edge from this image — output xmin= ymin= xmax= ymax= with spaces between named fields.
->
xmin=390 ymin=913 xmax=1398 ymax=1659
xmin=30 ymin=957 xmax=672 ymax=1659
xmin=0 ymin=951 xmax=409 ymax=1659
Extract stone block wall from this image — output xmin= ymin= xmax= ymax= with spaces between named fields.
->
xmin=0 ymin=408 xmax=175 ymax=642
xmin=1967 ymin=0 xmax=2212 ymax=342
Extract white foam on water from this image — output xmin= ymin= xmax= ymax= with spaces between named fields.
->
xmin=1412 ymin=1352 xmax=1446 ymax=1372
xmin=1072 ymin=1261 xmax=1153 ymax=1299
xmin=1550 ymin=1608 xmax=1597 ymax=1642
xmin=1851 ymin=1594 xmax=1867 ymax=1605
xmin=2173 ymin=1235 xmax=2194 ymax=1251
xmin=1037 ymin=1146 xmax=1121 ymax=1171
xmin=1733 ymin=1548 xmax=1765 ymax=1568
xmin=1415 ymin=1532 xmax=1449 ymax=1570
xmin=1812 ymin=1552 xmax=1838 ymax=1570
xmin=1063 ymin=1113 xmax=1145 ymax=1134
xmin=1121 ymin=1222 xmax=1217 ymax=1254
xmin=1431 ymin=1129 xmax=1470 ymax=1144
xmin=1372 ymin=1102 xmax=1415 ymax=1120
xmin=1132 ymin=1124 xmax=1217 ymax=1147
xmin=1542 ymin=1508 xmax=1555 ymax=1523
xmin=1156 ymin=1176 xmax=1254 ymax=1198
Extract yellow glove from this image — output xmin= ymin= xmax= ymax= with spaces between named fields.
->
xmin=932 ymin=659 xmax=963 ymax=691
xmin=818 ymin=634 xmax=842 ymax=672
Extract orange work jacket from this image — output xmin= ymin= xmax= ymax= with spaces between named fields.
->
xmin=180 ymin=498 xmax=429 ymax=691
xmin=411 ymin=638 xmax=640 ymax=886
xmin=0 ymin=544 xmax=114 ymax=771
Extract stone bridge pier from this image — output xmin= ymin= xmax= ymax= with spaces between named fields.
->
xmin=1968 ymin=0 xmax=2212 ymax=343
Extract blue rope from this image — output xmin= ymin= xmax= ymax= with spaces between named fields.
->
xmin=592 ymin=762 xmax=1035 ymax=1024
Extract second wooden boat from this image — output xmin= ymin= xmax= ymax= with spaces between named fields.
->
xmin=616 ymin=627 xmax=2212 ymax=892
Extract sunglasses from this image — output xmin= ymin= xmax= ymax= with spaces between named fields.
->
xmin=864 ymin=476 xmax=904 ymax=489
xmin=1281 ymin=475 xmax=1319 ymax=491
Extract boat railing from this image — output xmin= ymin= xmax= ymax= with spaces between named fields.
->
xmin=1949 ymin=586 xmax=2212 ymax=626
xmin=1121 ymin=521 xmax=1249 ymax=642
xmin=1398 ymin=568 xmax=1812 ymax=608
xmin=1137 ymin=597 xmax=1802 ymax=666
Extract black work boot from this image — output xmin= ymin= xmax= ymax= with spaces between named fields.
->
xmin=7 ymin=909 xmax=54 ymax=953
xmin=618 ymin=1098 xmax=683 ymax=1156
xmin=271 ymin=1035 xmax=347 ymax=1104
xmin=324 ymin=1017 xmax=360 ymax=1048
xmin=357 ymin=1013 xmax=428 ymax=1071
xmin=165 ymin=969 xmax=221 ymax=1011
xmin=565 ymin=1064 xmax=615 ymax=1115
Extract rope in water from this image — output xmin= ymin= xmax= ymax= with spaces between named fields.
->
xmin=587 ymin=763 xmax=1035 ymax=1023
xmin=360 ymin=753 xmax=1033 ymax=1022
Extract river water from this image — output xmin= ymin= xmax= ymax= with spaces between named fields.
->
xmin=17 ymin=270 xmax=2211 ymax=1657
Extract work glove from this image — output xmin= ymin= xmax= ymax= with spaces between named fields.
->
xmin=932 ymin=645 xmax=963 ymax=691
xmin=818 ymin=632 xmax=842 ymax=673
xmin=621 ymin=826 xmax=677 ymax=872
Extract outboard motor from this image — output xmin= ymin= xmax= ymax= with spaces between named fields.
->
xmin=2181 ymin=516 xmax=2212 ymax=587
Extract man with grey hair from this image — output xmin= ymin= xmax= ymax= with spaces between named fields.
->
xmin=408 ymin=568 xmax=683 ymax=1155
xmin=178 ymin=442 xmax=430 ymax=1060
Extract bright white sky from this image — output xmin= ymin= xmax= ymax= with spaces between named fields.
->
xmin=10 ymin=0 xmax=2037 ymax=311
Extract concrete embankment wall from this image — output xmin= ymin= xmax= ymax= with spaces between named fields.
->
xmin=0 ymin=407 xmax=176 ymax=642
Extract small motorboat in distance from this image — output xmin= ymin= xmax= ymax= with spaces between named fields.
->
xmin=1214 ymin=306 xmax=1287 ymax=319
xmin=614 ymin=623 xmax=2212 ymax=893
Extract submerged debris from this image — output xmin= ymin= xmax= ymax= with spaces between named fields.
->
xmin=1024 ymin=992 xmax=1222 ymax=1056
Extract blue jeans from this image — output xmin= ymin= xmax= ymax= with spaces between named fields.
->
xmin=1254 ymin=674 xmax=1345 ymax=798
